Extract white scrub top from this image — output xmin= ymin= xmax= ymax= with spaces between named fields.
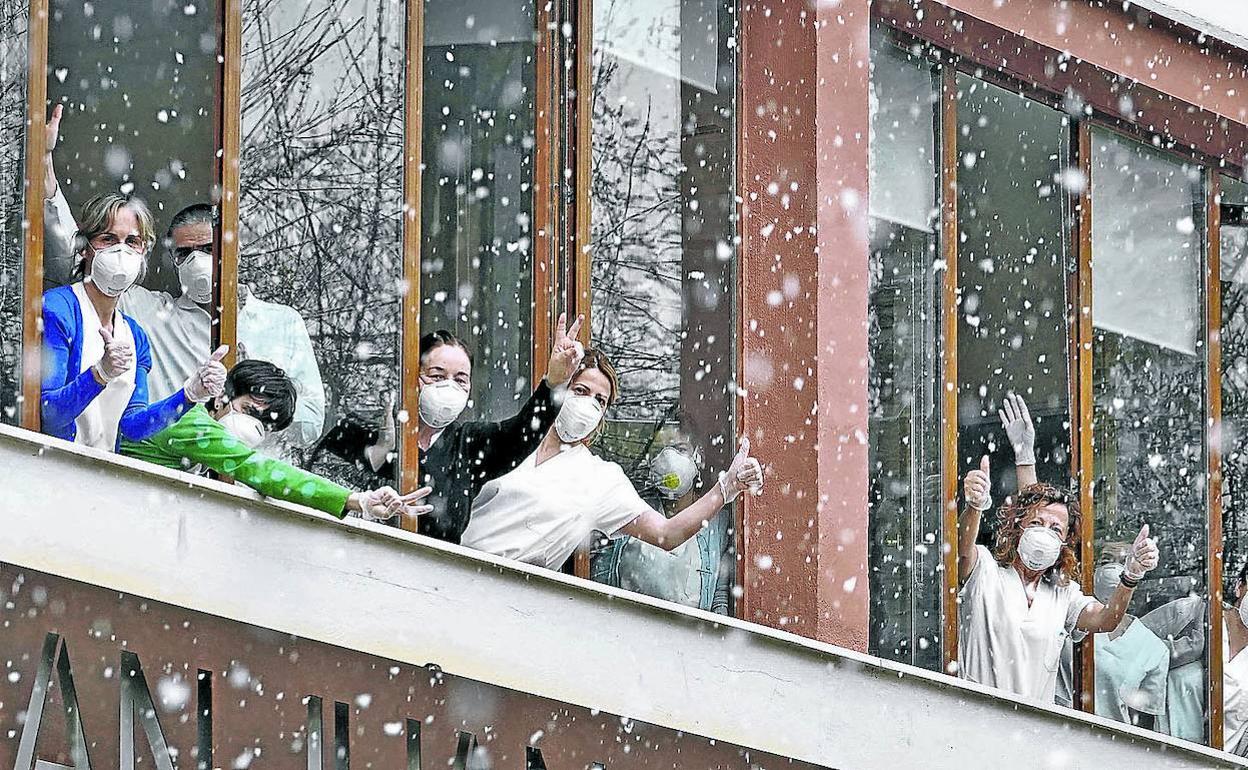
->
xmin=958 ymin=544 xmax=1095 ymax=702
xmin=463 ymin=443 xmax=652 ymax=570
xmin=1225 ymin=621 xmax=1248 ymax=752
xmin=1094 ymin=619 xmax=1169 ymax=724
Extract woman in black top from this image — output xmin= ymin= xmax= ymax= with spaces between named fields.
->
xmin=319 ymin=314 xmax=584 ymax=543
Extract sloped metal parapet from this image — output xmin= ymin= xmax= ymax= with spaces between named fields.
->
xmin=0 ymin=424 xmax=1244 ymax=769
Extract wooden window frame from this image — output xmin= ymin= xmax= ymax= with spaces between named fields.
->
xmin=19 ymin=0 xmax=48 ymax=431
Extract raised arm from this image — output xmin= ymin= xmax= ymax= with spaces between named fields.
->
xmin=959 ymin=455 xmax=992 ymax=585
xmin=623 ymin=439 xmax=763 ymax=551
xmin=999 ymin=393 xmax=1038 ymax=489
xmin=43 ymin=104 xmax=78 ymax=286
xmin=1077 ymin=524 xmax=1160 ymax=633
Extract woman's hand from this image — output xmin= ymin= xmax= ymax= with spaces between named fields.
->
xmin=718 ymin=438 xmax=764 ymax=503
xmin=998 ymin=393 xmax=1036 ymax=466
xmin=350 ymin=485 xmax=433 ymax=523
xmin=544 ymin=312 xmax=585 ymax=387
xmin=92 ymin=327 xmax=134 ymax=384
xmin=963 ymin=455 xmax=991 ymax=511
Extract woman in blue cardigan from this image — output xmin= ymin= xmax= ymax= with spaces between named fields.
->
xmin=41 ymin=193 xmax=227 ymax=450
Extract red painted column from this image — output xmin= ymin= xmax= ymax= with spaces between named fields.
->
xmin=738 ymin=0 xmax=871 ymax=650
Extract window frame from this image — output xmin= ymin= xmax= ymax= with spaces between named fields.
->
xmin=877 ymin=17 xmax=1236 ymax=739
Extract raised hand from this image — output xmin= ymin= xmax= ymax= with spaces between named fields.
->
xmin=44 ymin=104 xmax=63 ymax=199
xmin=1124 ymin=524 xmax=1160 ymax=580
xmin=963 ymin=455 xmax=992 ymax=511
xmin=93 ymin=327 xmax=135 ymax=383
xmin=185 ymin=345 xmax=229 ymax=403
xmin=544 ymin=311 xmax=585 ymax=387
xmin=998 ymin=393 xmax=1036 ymax=466
xmin=718 ymin=437 xmax=764 ymax=503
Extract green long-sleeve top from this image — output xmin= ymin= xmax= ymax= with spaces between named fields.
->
xmin=120 ymin=404 xmax=351 ymax=517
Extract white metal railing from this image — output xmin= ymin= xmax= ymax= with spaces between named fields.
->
xmin=0 ymin=422 xmax=1244 ymax=769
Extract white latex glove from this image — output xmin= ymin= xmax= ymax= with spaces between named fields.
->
xmin=998 ymin=393 xmax=1036 ymax=466
xmin=963 ymin=455 xmax=992 ymax=511
xmin=718 ymin=437 xmax=764 ymax=503
xmin=93 ymin=327 xmax=134 ymax=383
xmin=184 ymin=345 xmax=229 ymax=403
xmin=352 ymin=485 xmax=433 ymax=523
xmin=1124 ymin=524 xmax=1160 ymax=581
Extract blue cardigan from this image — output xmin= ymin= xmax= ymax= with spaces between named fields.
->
xmin=41 ymin=284 xmax=191 ymax=447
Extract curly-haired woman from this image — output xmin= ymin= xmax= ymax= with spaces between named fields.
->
xmin=956 ymin=454 xmax=1159 ymax=701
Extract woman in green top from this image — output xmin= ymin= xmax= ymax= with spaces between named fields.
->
xmin=121 ymin=360 xmax=430 ymax=521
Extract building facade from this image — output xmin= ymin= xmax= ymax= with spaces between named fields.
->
xmin=2 ymin=0 xmax=1248 ymax=764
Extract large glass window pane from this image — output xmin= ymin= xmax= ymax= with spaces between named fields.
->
xmin=46 ymin=0 xmax=220 ymax=293
xmin=865 ymin=33 xmax=943 ymax=670
xmin=239 ymin=0 xmax=406 ymax=485
xmin=0 ymin=1 xmax=26 ymax=425
xmin=1220 ymin=173 xmax=1248 ymax=754
xmin=421 ymin=0 xmax=536 ymax=421
xmin=1092 ymin=128 xmax=1206 ymax=739
xmin=956 ymin=75 xmax=1073 ymax=496
xmin=588 ymin=0 xmax=738 ymax=614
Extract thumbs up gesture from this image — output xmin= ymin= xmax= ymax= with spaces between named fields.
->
xmin=184 ymin=345 xmax=229 ymax=403
xmin=93 ymin=327 xmax=135 ymax=383
xmin=1124 ymin=524 xmax=1160 ymax=580
xmin=964 ymin=455 xmax=992 ymax=511
xmin=718 ymin=437 xmax=764 ymax=503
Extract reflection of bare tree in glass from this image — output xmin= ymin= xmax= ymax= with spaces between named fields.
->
xmin=1221 ymin=225 xmax=1248 ymax=580
xmin=589 ymin=35 xmax=684 ymax=479
xmin=1094 ymin=333 xmax=1206 ymax=590
xmin=0 ymin=1 xmax=26 ymax=424
xmin=239 ymin=0 xmax=403 ymax=485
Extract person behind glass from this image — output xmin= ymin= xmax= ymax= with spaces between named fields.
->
xmin=42 ymin=105 xmax=327 ymax=454
xmin=958 ymin=455 xmax=1160 ymax=702
xmin=41 ymin=193 xmax=229 ymax=451
xmin=590 ymin=418 xmax=735 ymax=613
xmin=1223 ymin=561 xmax=1248 ymax=754
xmin=462 ymin=349 xmax=764 ymax=571
xmin=326 ymin=312 xmax=587 ymax=542
xmin=120 ymin=360 xmax=431 ymax=523
xmin=1086 ymin=542 xmax=1170 ymax=727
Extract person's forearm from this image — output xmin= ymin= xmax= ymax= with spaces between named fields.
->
xmin=1016 ymin=462 xmax=1038 ymax=488
xmin=957 ymin=505 xmax=982 ymax=585
xmin=653 ymin=488 xmax=726 ymax=550
xmin=1079 ymin=582 xmax=1134 ymax=633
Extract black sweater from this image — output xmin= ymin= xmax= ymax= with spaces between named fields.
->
xmin=318 ymin=381 xmax=557 ymax=544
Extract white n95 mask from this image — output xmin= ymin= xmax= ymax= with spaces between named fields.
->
xmin=89 ymin=244 xmax=144 ymax=297
xmin=1093 ymin=563 xmax=1125 ymax=604
xmin=177 ymin=250 xmax=214 ymax=304
xmin=419 ymin=379 xmax=469 ymax=429
xmin=554 ymin=395 xmax=603 ymax=443
xmin=650 ymin=446 xmax=699 ymax=499
xmin=1017 ymin=526 xmax=1064 ymax=572
xmin=219 ymin=410 xmax=266 ymax=449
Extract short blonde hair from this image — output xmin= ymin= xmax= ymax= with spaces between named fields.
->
xmin=72 ymin=193 xmax=156 ymax=282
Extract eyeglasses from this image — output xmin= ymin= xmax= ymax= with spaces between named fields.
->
xmin=91 ymin=233 xmax=147 ymax=252
xmin=171 ymin=243 xmax=215 ymax=265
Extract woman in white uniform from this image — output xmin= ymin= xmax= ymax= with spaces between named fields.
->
xmin=958 ymin=456 xmax=1160 ymax=701
xmin=462 ymin=350 xmax=763 ymax=571
xmin=1225 ymin=561 xmax=1248 ymax=754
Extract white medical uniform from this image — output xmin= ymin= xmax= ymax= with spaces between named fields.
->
xmin=958 ymin=544 xmax=1095 ymax=701
xmin=1094 ymin=620 xmax=1169 ymax=724
xmin=463 ymin=444 xmax=652 ymax=570
xmin=1225 ymin=620 xmax=1248 ymax=752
